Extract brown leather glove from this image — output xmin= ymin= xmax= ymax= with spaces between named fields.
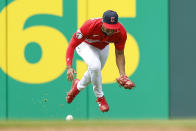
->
xmin=116 ymin=75 xmax=136 ymax=89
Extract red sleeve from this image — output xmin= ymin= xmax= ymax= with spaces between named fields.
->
xmin=66 ymin=32 xmax=84 ymax=66
xmin=66 ymin=20 xmax=94 ymax=66
xmin=114 ymin=33 xmax=127 ymax=51
xmin=114 ymin=23 xmax=127 ymax=51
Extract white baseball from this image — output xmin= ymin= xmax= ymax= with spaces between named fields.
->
xmin=66 ymin=115 xmax=73 ymax=121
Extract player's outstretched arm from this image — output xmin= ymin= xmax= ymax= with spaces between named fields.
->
xmin=115 ymin=49 xmax=126 ymax=76
xmin=115 ymin=49 xmax=136 ymax=89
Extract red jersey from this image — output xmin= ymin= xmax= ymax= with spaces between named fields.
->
xmin=66 ymin=18 xmax=127 ymax=66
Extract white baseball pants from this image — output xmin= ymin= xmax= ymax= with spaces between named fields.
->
xmin=76 ymin=42 xmax=109 ymax=98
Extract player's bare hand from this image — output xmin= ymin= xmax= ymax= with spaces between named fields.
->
xmin=67 ymin=67 xmax=77 ymax=81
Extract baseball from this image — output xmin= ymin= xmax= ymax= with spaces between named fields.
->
xmin=66 ymin=115 xmax=73 ymax=121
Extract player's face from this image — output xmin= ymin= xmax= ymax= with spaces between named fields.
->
xmin=101 ymin=24 xmax=114 ymax=36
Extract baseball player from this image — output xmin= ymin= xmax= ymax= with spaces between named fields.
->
xmin=66 ymin=10 xmax=136 ymax=112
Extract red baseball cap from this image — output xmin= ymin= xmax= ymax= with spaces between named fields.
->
xmin=102 ymin=10 xmax=120 ymax=30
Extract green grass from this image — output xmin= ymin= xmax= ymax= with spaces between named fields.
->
xmin=0 ymin=120 xmax=196 ymax=128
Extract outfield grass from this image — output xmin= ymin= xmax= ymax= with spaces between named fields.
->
xmin=0 ymin=119 xmax=196 ymax=128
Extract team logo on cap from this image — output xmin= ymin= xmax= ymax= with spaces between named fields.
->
xmin=110 ymin=17 xmax=115 ymax=23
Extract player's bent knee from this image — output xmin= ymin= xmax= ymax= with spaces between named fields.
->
xmin=88 ymin=64 xmax=101 ymax=71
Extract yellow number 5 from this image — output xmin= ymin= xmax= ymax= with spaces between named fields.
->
xmin=77 ymin=0 xmax=139 ymax=83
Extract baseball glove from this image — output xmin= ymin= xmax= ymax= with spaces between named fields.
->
xmin=116 ymin=75 xmax=136 ymax=89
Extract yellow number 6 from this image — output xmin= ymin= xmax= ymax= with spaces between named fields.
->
xmin=0 ymin=0 xmax=68 ymax=83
